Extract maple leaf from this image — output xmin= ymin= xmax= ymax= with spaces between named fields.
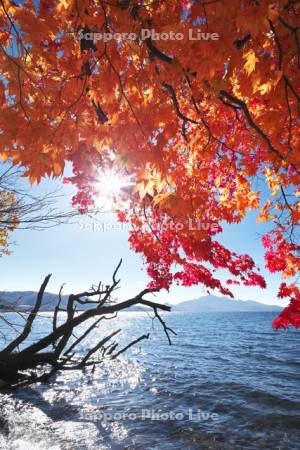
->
xmin=243 ymin=50 xmax=259 ymax=76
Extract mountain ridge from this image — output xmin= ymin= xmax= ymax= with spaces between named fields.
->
xmin=172 ymin=295 xmax=282 ymax=312
xmin=0 ymin=291 xmax=282 ymax=312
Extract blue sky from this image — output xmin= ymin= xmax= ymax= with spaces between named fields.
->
xmin=0 ymin=171 xmax=286 ymax=306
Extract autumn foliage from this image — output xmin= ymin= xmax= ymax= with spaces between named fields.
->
xmin=0 ymin=0 xmax=299 ymax=328
xmin=0 ymin=189 xmax=18 ymax=255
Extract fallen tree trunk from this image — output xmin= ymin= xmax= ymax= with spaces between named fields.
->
xmin=0 ymin=260 xmax=175 ymax=389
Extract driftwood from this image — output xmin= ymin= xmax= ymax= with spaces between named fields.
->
xmin=0 ymin=260 xmax=175 ymax=389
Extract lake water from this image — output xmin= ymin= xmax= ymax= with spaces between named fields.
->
xmin=0 ymin=311 xmax=299 ymax=449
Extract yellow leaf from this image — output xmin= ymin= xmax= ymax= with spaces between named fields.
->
xmin=244 ymin=50 xmax=259 ymax=76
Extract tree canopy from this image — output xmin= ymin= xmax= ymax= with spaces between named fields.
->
xmin=0 ymin=0 xmax=299 ymax=328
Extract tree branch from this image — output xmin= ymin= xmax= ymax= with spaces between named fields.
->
xmin=0 ymin=274 xmax=51 ymax=355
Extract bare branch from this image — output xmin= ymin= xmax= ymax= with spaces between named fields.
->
xmin=0 ymin=274 xmax=51 ymax=355
xmin=111 ymin=333 xmax=150 ymax=359
xmin=0 ymin=270 xmax=173 ymax=389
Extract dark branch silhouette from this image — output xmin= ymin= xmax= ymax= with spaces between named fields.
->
xmin=0 ymin=260 xmax=172 ymax=389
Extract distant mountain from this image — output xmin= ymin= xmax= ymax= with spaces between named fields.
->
xmin=0 ymin=291 xmax=145 ymax=312
xmin=173 ymin=295 xmax=282 ymax=312
xmin=0 ymin=291 xmax=283 ymax=313
xmin=0 ymin=291 xmax=69 ymax=312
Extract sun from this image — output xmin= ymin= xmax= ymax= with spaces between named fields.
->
xmin=95 ymin=169 xmax=134 ymax=209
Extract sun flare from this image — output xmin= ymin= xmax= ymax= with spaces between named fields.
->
xmin=95 ymin=169 xmax=134 ymax=208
